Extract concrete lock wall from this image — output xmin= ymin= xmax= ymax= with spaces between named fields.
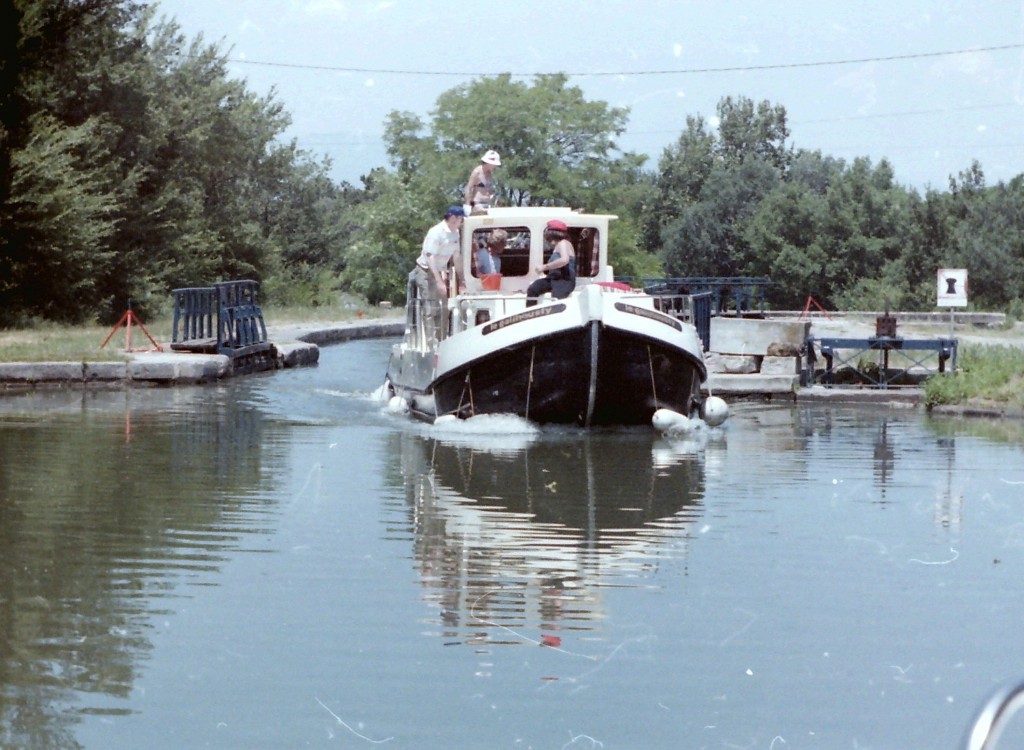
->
xmin=710 ymin=317 xmax=810 ymax=357
xmin=707 ymin=318 xmax=809 ymax=385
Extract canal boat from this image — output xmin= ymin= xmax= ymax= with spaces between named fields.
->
xmin=384 ymin=206 xmax=724 ymax=428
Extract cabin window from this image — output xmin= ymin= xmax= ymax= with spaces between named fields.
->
xmin=572 ymin=228 xmax=598 ymax=278
xmin=471 ymin=226 xmax=531 ymax=278
xmin=471 ymin=225 xmax=602 ymax=279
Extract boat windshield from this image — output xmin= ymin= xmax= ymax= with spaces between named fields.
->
xmin=471 ymin=226 xmax=531 ymax=278
xmin=470 ymin=225 xmax=601 ymax=280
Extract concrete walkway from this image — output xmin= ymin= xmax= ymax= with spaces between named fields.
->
xmin=0 ymin=318 xmax=404 ymax=388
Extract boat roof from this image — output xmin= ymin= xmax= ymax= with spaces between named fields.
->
xmin=465 ymin=206 xmax=618 ymax=226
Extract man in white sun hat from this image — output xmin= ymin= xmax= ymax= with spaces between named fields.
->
xmin=464 ymin=149 xmax=501 ymax=214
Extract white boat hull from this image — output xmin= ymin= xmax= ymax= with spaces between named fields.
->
xmin=386 ymin=285 xmax=707 ymax=427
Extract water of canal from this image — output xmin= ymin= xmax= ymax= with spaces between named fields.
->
xmin=2 ymin=338 xmax=1024 ymax=750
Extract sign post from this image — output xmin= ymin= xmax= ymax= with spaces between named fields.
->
xmin=936 ymin=268 xmax=968 ymax=339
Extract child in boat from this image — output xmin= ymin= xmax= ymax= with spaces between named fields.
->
xmin=476 ymin=228 xmax=507 ymax=276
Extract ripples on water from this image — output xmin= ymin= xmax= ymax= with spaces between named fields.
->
xmin=2 ymin=339 xmax=1024 ymax=749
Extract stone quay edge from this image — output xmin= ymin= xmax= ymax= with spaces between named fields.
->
xmin=0 ymin=319 xmax=405 ymax=389
xmin=0 ymin=311 xmax=1015 ymax=413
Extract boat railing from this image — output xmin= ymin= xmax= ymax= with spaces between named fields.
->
xmin=452 ymin=294 xmax=531 ymax=333
xmin=403 ymin=279 xmax=448 ymax=351
xmin=639 ymin=291 xmax=713 ymax=351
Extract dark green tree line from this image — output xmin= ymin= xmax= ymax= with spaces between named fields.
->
xmin=1 ymin=0 xmax=352 ymax=326
xmin=649 ymin=95 xmax=1024 ymax=312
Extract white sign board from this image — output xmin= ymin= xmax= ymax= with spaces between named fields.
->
xmin=937 ymin=268 xmax=968 ymax=307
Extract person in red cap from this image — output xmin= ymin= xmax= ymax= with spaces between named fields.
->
xmin=526 ymin=219 xmax=576 ymax=306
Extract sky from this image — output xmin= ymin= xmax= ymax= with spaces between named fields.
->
xmin=152 ymin=0 xmax=1024 ymax=192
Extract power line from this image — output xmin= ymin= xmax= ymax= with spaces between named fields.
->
xmin=595 ymin=101 xmax=1023 ymax=139
xmin=794 ymin=101 xmax=1024 ymax=125
xmin=230 ymin=43 xmax=1024 ymax=78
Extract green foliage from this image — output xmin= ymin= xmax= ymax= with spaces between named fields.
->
xmin=653 ymin=96 xmax=793 ymax=281
xmin=945 ymin=168 xmax=1024 ymax=310
xmin=661 ymin=158 xmax=781 ymax=277
xmin=1005 ymin=298 xmax=1024 ymax=324
xmin=1 ymin=113 xmax=120 ymax=323
xmin=1 ymin=1 xmax=348 ymax=326
xmin=338 ymin=170 xmax=432 ymax=305
xmin=832 ymin=276 xmax=911 ymax=312
xmin=260 ymin=265 xmax=342 ymax=308
xmin=744 ymin=179 xmax=826 ymax=301
xmin=716 ymin=96 xmax=792 ymax=171
xmin=607 ymin=215 xmax=664 ymax=281
xmin=383 ymin=73 xmax=647 ymax=213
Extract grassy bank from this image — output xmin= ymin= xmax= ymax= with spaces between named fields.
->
xmin=0 ymin=302 xmax=393 ymax=363
xmin=924 ymin=343 xmax=1024 ymax=409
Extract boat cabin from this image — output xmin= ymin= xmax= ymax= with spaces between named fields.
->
xmin=400 ymin=207 xmax=623 ymax=349
xmin=460 ymin=207 xmax=617 ymax=295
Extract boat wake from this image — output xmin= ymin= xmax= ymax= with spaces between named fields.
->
xmin=428 ymin=413 xmax=541 ymax=453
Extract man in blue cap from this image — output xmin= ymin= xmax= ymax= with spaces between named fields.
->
xmin=411 ymin=205 xmax=465 ymax=343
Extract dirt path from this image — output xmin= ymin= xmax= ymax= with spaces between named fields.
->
xmin=807 ymin=317 xmax=1024 ymax=348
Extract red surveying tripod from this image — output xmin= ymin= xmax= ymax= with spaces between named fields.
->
xmin=100 ymin=303 xmax=163 ymax=352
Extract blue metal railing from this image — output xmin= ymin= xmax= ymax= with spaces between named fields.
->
xmin=214 ymin=280 xmax=268 ymax=355
xmin=616 ymin=276 xmax=774 ymax=317
xmin=646 ymin=291 xmax=713 ymax=352
xmin=804 ymin=335 xmax=958 ymax=388
xmin=171 ymin=287 xmax=217 ymax=345
xmin=171 ymin=280 xmax=269 ymax=356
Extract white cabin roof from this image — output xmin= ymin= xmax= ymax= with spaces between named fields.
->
xmin=464 ymin=206 xmax=618 ymax=230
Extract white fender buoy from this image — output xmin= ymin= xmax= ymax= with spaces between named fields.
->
xmin=700 ymin=396 xmax=729 ymax=427
xmin=434 ymin=414 xmax=458 ymax=425
xmin=652 ymin=408 xmax=690 ymax=433
xmin=387 ymin=396 xmax=409 ymax=414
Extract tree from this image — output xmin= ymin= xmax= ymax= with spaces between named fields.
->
xmin=661 ymin=158 xmax=781 ymax=277
xmin=645 ymin=96 xmax=791 ymax=274
xmin=376 ymin=74 xmax=655 ymax=291
xmin=339 ymin=169 xmax=433 ymax=305
xmin=0 ymin=0 xmax=142 ymax=323
xmin=2 ymin=113 xmax=120 ymax=322
xmin=258 ymin=158 xmax=359 ymax=307
xmin=641 ymin=115 xmax=715 ymax=253
xmin=715 ymin=96 xmax=791 ymax=172
xmin=743 ymin=180 xmax=828 ymax=307
xmin=1 ymin=3 xmax=344 ymax=324
xmin=383 ymin=73 xmax=644 ymax=213
xmin=945 ymin=163 xmax=1024 ymax=309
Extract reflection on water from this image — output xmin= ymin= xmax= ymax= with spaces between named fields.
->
xmin=390 ymin=422 xmax=709 ymax=647
xmin=0 ymin=388 xmax=289 ymax=750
